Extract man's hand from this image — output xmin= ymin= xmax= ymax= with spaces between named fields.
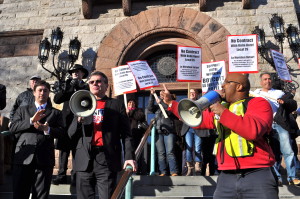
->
xmin=277 ymin=99 xmax=284 ymax=104
xmin=78 ymin=117 xmax=84 ymax=123
xmin=150 ymin=88 xmax=155 ymax=95
xmin=123 ymin=160 xmax=137 ymax=172
xmin=162 ymin=84 xmax=172 ymax=105
xmin=33 ymin=121 xmax=49 ymax=132
xmin=31 ymin=110 xmax=46 ymax=123
xmin=209 ymin=102 xmax=226 ymax=116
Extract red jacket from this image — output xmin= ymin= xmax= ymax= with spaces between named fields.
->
xmin=168 ymin=97 xmax=275 ymax=170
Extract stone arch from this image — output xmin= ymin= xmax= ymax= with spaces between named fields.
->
xmin=96 ymin=6 xmax=230 ymax=80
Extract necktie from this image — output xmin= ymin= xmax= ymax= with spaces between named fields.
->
xmin=37 ymin=106 xmax=43 ymax=111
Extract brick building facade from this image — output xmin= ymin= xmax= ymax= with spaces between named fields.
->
xmin=0 ymin=0 xmax=300 ymax=174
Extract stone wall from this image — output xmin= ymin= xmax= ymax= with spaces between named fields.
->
xmin=0 ymin=0 xmax=299 ymax=118
xmin=0 ymin=0 xmax=300 ymax=173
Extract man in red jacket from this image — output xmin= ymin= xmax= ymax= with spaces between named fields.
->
xmin=164 ymin=73 xmax=278 ymax=199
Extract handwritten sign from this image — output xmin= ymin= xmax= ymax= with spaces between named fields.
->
xmin=271 ymin=49 xmax=292 ymax=82
xmin=202 ymin=61 xmax=226 ymax=93
xmin=177 ymin=46 xmax=202 ymax=82
xmin=227 ymin=34 xmax=258 ymax=73
xmin=111 ymin=65 xmax=137 ymax=96
xmin=127 ymin=60 xmax=159 ymax=89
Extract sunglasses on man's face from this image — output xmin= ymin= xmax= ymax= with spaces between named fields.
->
xmin=89 ymin=80 xmax=102 ymax=85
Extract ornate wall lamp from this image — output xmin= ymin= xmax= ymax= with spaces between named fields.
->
xmin=38 ymin=27 xmax=81 ymax=92
xmin=252 ymin=14 xmax=300 ymax=92
xmin=252 ymin=14 xmax=300 ymax=68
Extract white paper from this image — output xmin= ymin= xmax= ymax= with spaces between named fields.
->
xmin=270 ymin=49 xmax=292 ymax=82
xmin=177 ymin=46 xmax=202 ymax=82
xmin=127 ymin=60 xmax=159 ymax=89
xmin=202 ymin=61 xmax=226 ymax=93
xmin=228 ymin=34 xmax=258 ymax=73
xmin=111 ymin=65 xmax=137 ymax=96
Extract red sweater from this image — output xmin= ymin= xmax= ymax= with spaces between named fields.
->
xmin=168 ymin=97 xmax=275 ymax=170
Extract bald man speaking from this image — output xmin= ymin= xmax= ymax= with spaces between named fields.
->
xmin=165 ymin=73 xmax=278 ymax=199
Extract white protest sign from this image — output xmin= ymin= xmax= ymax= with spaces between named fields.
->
xmin=227 ymin=34 xmax=258 ymax=73
xmin=270 ymin=49 xmax=292 ymax=82
xmin=202 ymin=61 xmax=226 ymax=93
xmin=111 ymin=65 xmax=137 ymax=96
xmin=177 ymin=46 xmax=202 ymax=82
xmin=127 ymin=60 xmax=159 ymax=89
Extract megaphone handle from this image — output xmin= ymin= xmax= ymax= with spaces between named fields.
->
xmin=153 ymin=93 xmax=168 ymax=119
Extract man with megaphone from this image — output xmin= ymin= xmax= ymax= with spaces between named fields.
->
xmin=68 ymin=71 xmax=137 ymax=199
xmin=163 ymin=73 xmax=279 ymax=199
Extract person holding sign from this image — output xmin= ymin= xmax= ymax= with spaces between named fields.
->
xmin=253 ymin=72 xmax=300 ymax=186
xmin=163 ymin=74 xmax=278 ymax=199
xmin=147 ymin=88 xmax=179 ymax=176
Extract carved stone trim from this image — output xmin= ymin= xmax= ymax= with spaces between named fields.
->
xmin=199 ymin=0 xmax=207 ymax=12
xmin=0 ymin=29 xmax=43 ymax=37
xmin=82 ymin=0 xmax=93 ymax=19
xmin=122 ymin=0 xmax=132 ymax=16
xmin=199 ymin=0 xmax=251 ymax=11
xmin=242 ymin=0 xmax=251 ymax=9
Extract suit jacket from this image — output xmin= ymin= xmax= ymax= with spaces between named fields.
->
xmin=68 ymin=96 xmax=135 ymax=172
xmin=9 ymin=104 xmax=65 ymax=166
xmin=53 ymin=79 xmax=89 ymax=150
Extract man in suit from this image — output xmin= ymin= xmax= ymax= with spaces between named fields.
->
xmin=9 ymin=80 xmax=65 ymax=199
xmin=0 ymin=83 xmax=6 ymax=110
xmin=52 ymin=64 xmax=89 ymax=185
xmin=68 ymin=71 xmax=137 ymax=199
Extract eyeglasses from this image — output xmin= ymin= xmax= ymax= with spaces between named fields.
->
xmin=88 ymin=80 xmax=102 ymax=85
xmin=223 ymin=80 xmax=241 ymax=85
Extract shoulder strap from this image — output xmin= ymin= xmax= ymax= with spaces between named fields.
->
xmin=242 ymin=97 xmax=254 ymax=113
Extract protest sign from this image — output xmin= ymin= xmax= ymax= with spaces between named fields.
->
xmin=202 ymin=61 xmax=226 ymax=93
xmin=227 ymin=34 xmax=258 ymax=73
xmin=177 ymin=46 xmax=202 ymax=82
xmin=111 ymin=65 xmax=137 ymax=96
xmin=127 ymin=60 xmax=159 ymax=89
xmin=270 ymin=49 xmax=292 ymax=82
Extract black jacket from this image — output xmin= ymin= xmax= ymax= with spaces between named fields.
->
xmin=68 ymin=96 xmax=135 ymax=172
xmin=128 ymin=108 xmax=146 ymax=149
xmin=0 ymin=84 xmax=6 ymax=110
xmin=10 ymin=89 xmax=34 ymax=120
xmin=274 ymin=93 xmax=298 ymax=134
xmin=147 ymin=94 xmax=178 ymax=134
xmin=53 ymin=79 xmax=89 ymax=150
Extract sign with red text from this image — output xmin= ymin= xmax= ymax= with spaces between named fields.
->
xmin=177 ymin=46 xmax=202 ymax=82
xmin=227 ymin=34 xmax=258 ymax=73
xmin=112 ymin=65 xmax=137 ymax=96
xmin=202 ymin=61 xmax=226 ymax=93
xmin=271 ymin=49 xmax=292 ymax=82
xmin=127 ymin=60 xmax=159 ymax=90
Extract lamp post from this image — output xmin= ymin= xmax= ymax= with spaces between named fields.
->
xmin=38 ymin=27 xmax=81 ymax=92
xmin=252 ymin=14 xmax=300 ymax=92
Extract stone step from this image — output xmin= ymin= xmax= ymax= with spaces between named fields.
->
xmin=1 ymin=175 xmax=300 ymax=198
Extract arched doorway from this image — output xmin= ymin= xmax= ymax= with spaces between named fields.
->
xmin=95 ymin=6 xmax=230 ymax=113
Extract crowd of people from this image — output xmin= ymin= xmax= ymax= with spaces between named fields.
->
xmin=1 ymin=66 xmax=300 ymax=199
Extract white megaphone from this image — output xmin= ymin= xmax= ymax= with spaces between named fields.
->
xmin=69 ymin=90 xmax=97 ymax=117
xmin=178 ymin=91 xmax=220 ymax=127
